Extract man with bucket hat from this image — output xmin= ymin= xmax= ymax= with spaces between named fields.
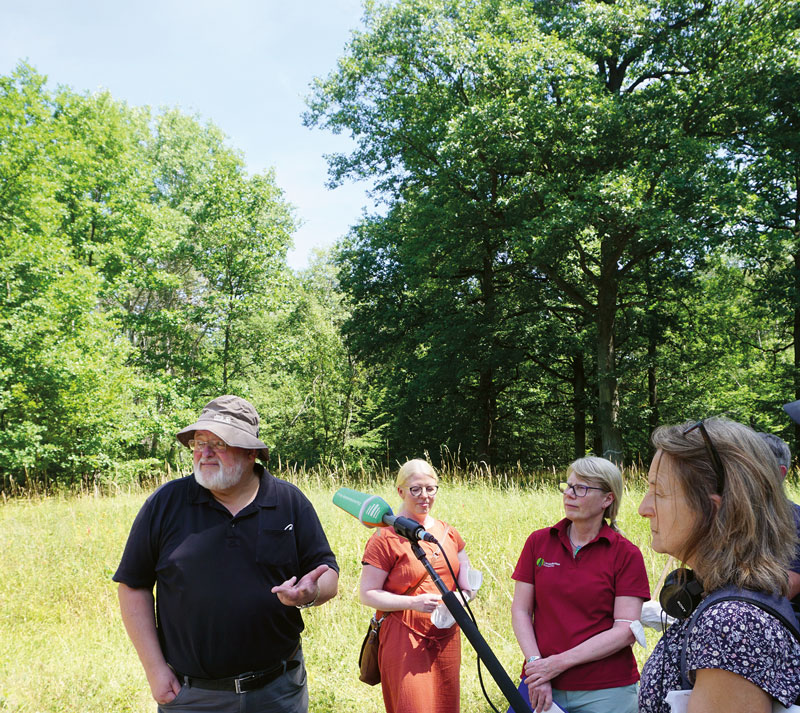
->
xmin=114 ymin=395 xmax=339 ymax=713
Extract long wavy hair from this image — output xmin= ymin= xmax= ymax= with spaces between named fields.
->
xmin=567 ymin=456 xmax=623 ymax=531
xmin=651 ymin=418 xmax=795 ymax=595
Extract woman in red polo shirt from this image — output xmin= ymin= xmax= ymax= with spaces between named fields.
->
xmin=509 ymin=456 xmax=650 ymax=713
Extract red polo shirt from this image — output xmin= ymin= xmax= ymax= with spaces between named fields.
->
xmin=511 ymin=518 xmax=650 ymax=690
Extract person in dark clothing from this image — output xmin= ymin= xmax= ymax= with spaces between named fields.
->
xmin=114 ymin=395 xmax=339 ymax=713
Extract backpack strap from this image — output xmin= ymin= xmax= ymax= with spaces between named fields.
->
xmin=679 ymin=586 xmax=800 ymax=689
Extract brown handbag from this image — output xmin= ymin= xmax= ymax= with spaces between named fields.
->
xmin=359 ymin=577 xmax=424 ymax=686
xmin=358 ymin=578 xmax=422 ymax=687
xmin=358 ymin=613 xmax=384 ymax=685
xmin=358 ymin=527 xmax=449 ymax=685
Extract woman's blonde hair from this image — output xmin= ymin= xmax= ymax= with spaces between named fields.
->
xmin=567 ymin=456 xmax=623 ymax=531
xmin=396 ymin=459 xmax=439 ymax=488
xmin=651 ymin=418 xmax=795 ymax=595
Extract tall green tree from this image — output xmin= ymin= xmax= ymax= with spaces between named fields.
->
xmin=0 ymin=67 xmax=146 ymax=486
xmin=311 ymin=2 xmax=583 ymax=464
xmin=0 ymin=65 xmax=304 ymax=485
xmin=723 ymin=45 xmax=800 ymax=449
xmin=251 ymin=250 xmax=388 ymax=468
xmin=308 ymin=0 xmax=796 ymax=465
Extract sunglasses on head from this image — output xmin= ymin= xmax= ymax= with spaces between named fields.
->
xmin=683 ymin=419 xmax=726 ymax=494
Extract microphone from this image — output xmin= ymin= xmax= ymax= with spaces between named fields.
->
xmin=333 ymin=487 xmax=438 ymax=543
xmin=332 ymin=487 xmax=393 ymax=527
xmin=383 ymin=514 xmax=438 ymax=543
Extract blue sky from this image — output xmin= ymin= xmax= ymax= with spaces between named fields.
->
xmin=0 ymin=0 xmax=375 ymax=270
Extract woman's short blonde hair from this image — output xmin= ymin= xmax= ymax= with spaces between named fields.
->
xmin=651 ymin=418 xmax=796 ymax=595
xmin=396 ymin=459 xmax=439 ymax=488
xmin=567 ymin=456 xmax=623 ymax=531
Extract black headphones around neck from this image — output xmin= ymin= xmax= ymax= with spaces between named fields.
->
xmin=659 ymin=568 xmax=704 ymax=619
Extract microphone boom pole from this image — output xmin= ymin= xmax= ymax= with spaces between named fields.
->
xmin=407 ymin=540 xmax=530 ymax=713
xmin=333 ymin=486 xmax=529 ymax=712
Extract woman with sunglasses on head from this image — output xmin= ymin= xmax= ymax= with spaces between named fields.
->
xmin=509 ymin=456 xmax=650 ymax=713
xmin=360 ymin=459 xmax=473 ymax=713
xmin=638 ymin=419 xmax=800 ymax=713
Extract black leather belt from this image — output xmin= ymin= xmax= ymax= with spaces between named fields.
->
xmin=176 ymin=643 xmax=301 ymax=694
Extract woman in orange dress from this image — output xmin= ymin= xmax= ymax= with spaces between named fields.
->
xmin=360 ymin=459 xmax=473 ymax=713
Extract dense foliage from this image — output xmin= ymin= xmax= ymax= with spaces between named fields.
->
xmin=0 ymin=65 xmax=378 ymax=489
xmin=3 ymin=0 xmax=800 ymax=486
xmin=307 ymin=0 xmax=800 ymax=467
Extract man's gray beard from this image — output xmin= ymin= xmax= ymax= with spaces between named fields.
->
xmin=194 ymin=458 xmax=249 ymax=491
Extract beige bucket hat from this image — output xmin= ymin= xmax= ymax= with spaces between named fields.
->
xmin=177 ymin=395 xmax=269 ymax=461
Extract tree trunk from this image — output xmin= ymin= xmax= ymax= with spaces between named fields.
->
xmin=794 ymin=243 xmax=800 ymax=455
xmin=478 ymin=231 xmax=497 ymax=467
xmin=477 ymin=365 xmax=496 ymax=467
xmin=223 ymin=319 xmax=231 ymax=391
xmin=572 ymin=353 xmax=586 ymax=459
xmin=791 ymin=169 xmax=800 ymax=460
xmin=646 ymin=261 xmax=659 ymax=439
xmin=648 ymin=338 xmax=659 ymax=437
xmin=596 ymin=256 xmax=623 ymax=464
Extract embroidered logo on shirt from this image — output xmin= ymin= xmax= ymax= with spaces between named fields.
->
xmin=284 ymin=524 xmax=294 ymax=530
xmin=536 ymin=557 xmax=560 ymax=568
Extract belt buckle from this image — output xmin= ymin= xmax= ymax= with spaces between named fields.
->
xmin=234 ymin=672 xmax=259 ymax=694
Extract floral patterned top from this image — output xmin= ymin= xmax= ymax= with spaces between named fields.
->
xmin=639 ymin=600 xmax=800 ymax=713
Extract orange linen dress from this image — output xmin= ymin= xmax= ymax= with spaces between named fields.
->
xmin=362 ymin=520 xmax=466 ymax=713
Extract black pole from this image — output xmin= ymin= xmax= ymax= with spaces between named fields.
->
xmin=410 ymin=541 xmax=530 ymax=713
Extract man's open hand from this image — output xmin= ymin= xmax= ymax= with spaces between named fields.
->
xmin=271 ymin=564 xmax=331 ymax=607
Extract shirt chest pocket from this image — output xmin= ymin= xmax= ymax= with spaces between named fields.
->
xmin=256 ymin=527 xmax=299 ymax=573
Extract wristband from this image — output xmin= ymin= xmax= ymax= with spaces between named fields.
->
xmin=296 ymin=588 xmax=320 ymax=610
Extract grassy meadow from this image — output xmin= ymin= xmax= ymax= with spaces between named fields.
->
xmin=2 ymin=470 xmax=796 ymax=712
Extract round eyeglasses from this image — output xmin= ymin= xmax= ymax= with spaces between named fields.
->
xmin=188 ymin=438 xmax=228 ymax=452
xmin=407 ymin=485 xmax=438 ymax=497
xmin=559 ymin=482 xmax=605 ymax=497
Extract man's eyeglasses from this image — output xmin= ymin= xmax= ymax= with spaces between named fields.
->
xmin=559 ymin=482 xmax=605 ymax=497
xmin=683 ymin=420 xmax=725 ymax=494
xmin=407 ymin=485 xmax=438 ymax=497
xmin=188 ymin=438 xmax=228 ymax=452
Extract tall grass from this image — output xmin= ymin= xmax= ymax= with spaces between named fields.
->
xmin=1 ymin=468 xmax=797 ymax=712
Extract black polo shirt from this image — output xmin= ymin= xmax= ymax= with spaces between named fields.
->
xmin=113 ymin=466 xmax=338 ymax=678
